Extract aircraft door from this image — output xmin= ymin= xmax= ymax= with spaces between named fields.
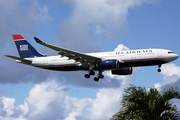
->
xmin=157 ymin=50 xmax=162 ymax=57
xmin=44 ymin=58 xmax=48 ymax=64
xmin=131 ymin=51 xmax=136 ymax=58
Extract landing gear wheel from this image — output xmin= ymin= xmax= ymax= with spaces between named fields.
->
xmin=89 ymin=71 xmax=95 ymax=76
xmin=94 ymin=77 xmax=99 ymax=82
xmin=157 ymin=64 xmax=162 ymax=72
xmin=85 ymin=74 xmax=90 ymax=79
xmin=99 ymin=74 xmax=104 ymax=79
xmin=157 ymin=68 xmax=161 ymax=72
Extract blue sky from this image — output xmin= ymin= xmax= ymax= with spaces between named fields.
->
xmin=0 ymin=0 xmax=180 ymax=120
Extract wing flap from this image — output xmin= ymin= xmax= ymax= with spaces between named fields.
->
xmin=34 ymin=37 xmax=102 ymax=67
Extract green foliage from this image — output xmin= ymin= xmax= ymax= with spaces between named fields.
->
xmin=113 ymin=85 xmax=180 ymax=120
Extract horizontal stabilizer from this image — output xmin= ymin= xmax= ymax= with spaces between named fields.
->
xmin=4 ymin=55 xmax=32 ymax=64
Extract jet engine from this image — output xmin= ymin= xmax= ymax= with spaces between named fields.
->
xmin=97 ymin=60 xmax=119 ymax=69
xmin=111 ymin=67 xmax=132 ymax=75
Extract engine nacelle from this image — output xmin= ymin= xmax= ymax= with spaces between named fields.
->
xmin=97 ymin=60 xmax=119 ymax=69
xmin=111 ymin=67 xmax=132 ymax=75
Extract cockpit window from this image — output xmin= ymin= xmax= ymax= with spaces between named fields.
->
xmin=168 ymin=51 xmax=174 ymax=54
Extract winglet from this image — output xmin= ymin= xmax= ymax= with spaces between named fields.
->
xmin=34 ymin=37 xmax=43 ymax=43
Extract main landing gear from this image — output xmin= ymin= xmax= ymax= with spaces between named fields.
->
xmin=84 ymin=70 xmax=95 ymax=79
xmin=84 ymin=71 xmax=104 ymax=82
xmin=157 ymin=64 xmax=161 ymax=72
xmin=94 ymin=71 xmax=104 ymax=82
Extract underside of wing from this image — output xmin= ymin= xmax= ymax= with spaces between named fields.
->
xmin=34 ymin=37 xmax=102 ymax=67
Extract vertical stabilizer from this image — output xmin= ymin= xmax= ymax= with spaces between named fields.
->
xmin=13 ymin=34 xmax=44 ymax=58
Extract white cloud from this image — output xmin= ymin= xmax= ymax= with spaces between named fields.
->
xmin=64 ymin=0 xmax=160 ymax=34
xmin=155 ymin=64 xmax=180 ymax=91
xmin=1 ymin=97 xmax=15 ymax=117
xmin=0 ymin=76 xmax=133 ymax=120
xmin=0 ymin=0 xmax=52 ymax=36
xmin=161 ymin=64 xmax=180 ymax=78
xmin=55 ymin=0 xmax=160 ymax=52
xmin=64 ymin=97 xmax=91 ymax=120
xmin=83 ymin=85 xmax=128 ymax=120
xmin=114 ymin=44 xmax=129 ymax=51
xmin=17 ymin=102 xmax=29 ymax=115
xmin=29 ymin=0 xmax=52 ymax=23
xmin=25 ymin=80 xmax=68 ymax=120
xmin=154 ymin=63 xmax=180 ymax=111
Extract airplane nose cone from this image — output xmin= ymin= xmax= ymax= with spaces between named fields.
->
xmin=172 ymin=53 xmax=179 ymax=61
xmin=166 ymin=53 xmax=179 ymax=62
xmin=175 ymin=54 xmax=179 ymax=59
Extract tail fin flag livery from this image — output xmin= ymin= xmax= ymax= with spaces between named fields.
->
xmin=13 ymin=34 xmax=44 ymax=58
xmin=5 ymin=34 xmax=179 ymax=82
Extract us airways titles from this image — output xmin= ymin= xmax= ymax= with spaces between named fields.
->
xmin=116 ymin=49 xmax=153 ymax=55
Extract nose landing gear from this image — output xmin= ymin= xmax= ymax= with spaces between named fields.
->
xmin=157 ymin=64 xmax=161 ymax=72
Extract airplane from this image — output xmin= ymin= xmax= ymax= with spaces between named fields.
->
xmin=5 ymin=34 xmax=179 ymax=82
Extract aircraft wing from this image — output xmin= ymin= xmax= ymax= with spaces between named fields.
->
xmin=4 ymin=55 xmax=32 ymax=64
xmin=34 ymin=37 xmax=102 ymax=67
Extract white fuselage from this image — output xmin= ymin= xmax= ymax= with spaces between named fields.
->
xmin=21 ymin=48 xmax=178 ymax=71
